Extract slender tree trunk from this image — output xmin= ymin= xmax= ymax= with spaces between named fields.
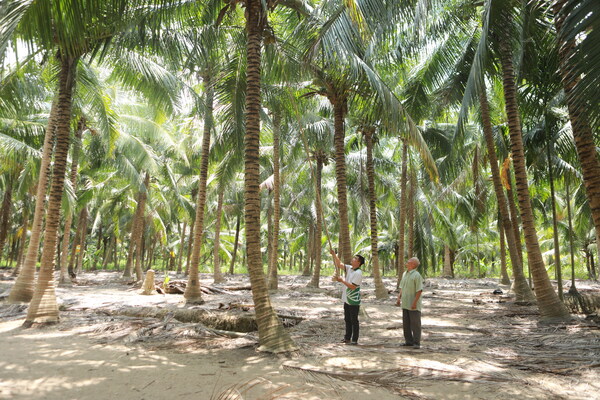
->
xmin=479 ymin=90 xmax=531 ymax=299
xmin=59 ymin=119 xmax=84 ymax=283
xmin=546 ymin=137 xmax=563 ymax=301
xmin=565 ymin=178 xmax=578 ymax=293
xmin=213 ymin=184 xmax=225 ymax=283
xmin=499 ymin=216 xmax=511 ymax=285
xmin=302 ymin=224 xmax=313 ymax=276
xmin=229 ymin=214 xmax=241 ymax=275
xmin=498 ymin=39 xmax=569 ymax=320
xmin=553 ymin=1 xmax=600 ymax=273
xmin=396 ymin=141 xmax=408 ymax=288
xmin=122 ymin=190 xmax=141 ymax=279
xmin=75 ymin=205 xmax=88 ymax=276
xmin=330 ymin=95 xmax=352 ymax=264
xmin=309 ymin=155 xmax=324 ymax=287
xmin=268 ymin=113 xmax=282 ymax=290
xmin=133 ymin=188 xmax=148 ymax=282
xmin=407 ymin=169 xmax=416 ymax=259
xmin=364 ymin=129 xmax=387 ymax=298
xmin=243 ymin=0 xmax=296 ymax=352
xmin=25 ymin=55 xmax=77 ymax=325
xmin=185 ymin=212 xmax=195 ymax=276
xmin=12 ymin=206 xmax=29 ymax=277
xmin=101 ymin=235 xmax=115 ymax=270
xmin=184 ymin=70 xmax=215 ymax=303
xmin=0 ymin=180 xmax=14 ymax=264
xmin=177 ymin=221 xmax=187 ymax=274
xmin=92 ymin=224 xmax=102 ymax=271
xmin=7 ymin=95 xmax=60 ymax=303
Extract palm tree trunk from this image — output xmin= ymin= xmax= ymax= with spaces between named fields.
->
xmin=364 ymin=129 xmax=388 ymax=298
xmin=184 ymin=70 xmax=215 ymax=303
xmin=498 ymin=40 xmax=569 ymax=320
xmin=546 ymin=136 xmax=563 ymax=300
xmin=59 ymin=118 xmax=84 ymax=283
xmin=331 ymin=96 xmax=352 ymax=264
xmin=499 ymin=215 xmax=511 ymax=285
xmin=443 ymin=244 xmax=453 ymax=278
xmin=553 ymin=1 xmax=600 ymax=273
xmin=229 ymin=213 xmax=241 ymax=275
xmin=407 ymin=169 xmax=416 ymax=259
xmin=479 ymin=90 xmax=532 ymax=300
xmin=122 ymin=191 xmax=141 ymax=279
xmin=564 ymin=177 xmax=578 ymax=292
xmin=12 ymin=205 xmax=29 ymax=277
xmin=268 ymin=113 xmax=282 ymax=290
xmin=396 ymin=141 xmax=408 ymax=288
xmin=0 ymin=179 xmax=14 ymax=264
xmin=302 ymin=224 xmax=313 ymax=276
xmin=7 ymin=95 xmax=60 ymax=304
xmin=74 ymin=205 xmax=88 ymax=276
xmin=213 ymin=184 xmax=225 ymax=283
xmin=177 ymin=221 xmax=187 ymax=274
xmin=25 ymin=55 xmax=77 ymax=325
xmin=133 ymin=182 xmax=148 ymax=282
xmin=244 ymin=0 xmax=296 ymax=352
xmin=308 ymin=154 xmax=324 ymax=287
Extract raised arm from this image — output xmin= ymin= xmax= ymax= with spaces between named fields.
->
xmin=330 ymin=249 xmax=345 ymax=273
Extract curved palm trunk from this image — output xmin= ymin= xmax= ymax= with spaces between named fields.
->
xmin=184 ymin=71 xmax=214 ymax=304
xmin=268 ymin=113 xmax=281 ymax=290
xmin=24 ymin=55 xmax=77 ymax=325
xmin=479 ymin=90 xmax=532 ymax=300
xmin=364 ymin=129 xmax=387 ymax=299
xmin=498 ymin=41 xmax=569 ymax=320
xmin=396 ymin=141 xmax=408 ymax=287
xmin=7 ymin=98 xmax=59 ymax=304
xmin=244 ymin=0 xmax=296 ymax=352
xmin=59 ymin=119 xmax=84 ymax=283
xmin=553 ymin=1 xmax=600 ymax=271
xmin=308 ymin=154 xmax=324 ymax=287
xmin=213 ymin=184 xmax=225 ymax=283
xmin=331 ymin=96 xmax=352 ymax=264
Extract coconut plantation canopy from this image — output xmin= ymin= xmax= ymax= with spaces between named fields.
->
xmin=0 ymin=0 xmax=599 ymax=367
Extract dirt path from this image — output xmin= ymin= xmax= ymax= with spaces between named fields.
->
xmin=1 ymin=271 xmax=599 ymax=399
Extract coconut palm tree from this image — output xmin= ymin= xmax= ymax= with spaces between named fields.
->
xmin=493 ymin=1 xmax=569 ymax=319
xmin=552 ymin=0 xmax=600 ymax=271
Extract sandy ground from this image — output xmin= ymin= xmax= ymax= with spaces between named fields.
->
xmin=1 ymin=270 xmax=599 ymax=400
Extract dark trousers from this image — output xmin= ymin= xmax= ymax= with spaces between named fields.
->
xmin=344 ymin=303 xmax=360 ymax=342
xmin=402 ymin=308 xmax=421 ymax=345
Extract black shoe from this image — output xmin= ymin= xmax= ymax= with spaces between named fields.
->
xmin=401 ymin=343 xmax=413 ymax=347
xmin=347 ymin=341 xmax=358 ymax=345
xmin=413 ymin=344 xmax=420 ymax=349
xmin=341 ymin=339 xmax=350 ymax=344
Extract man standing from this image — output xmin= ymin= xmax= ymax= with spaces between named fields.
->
xmin=396 ymin=257 xmax=423 ymax=349
xmin=331 ymin=249 xmax=364 ymax=345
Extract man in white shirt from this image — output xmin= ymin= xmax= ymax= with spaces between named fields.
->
xmin=331 ymin=250 xmax=364 ymax=345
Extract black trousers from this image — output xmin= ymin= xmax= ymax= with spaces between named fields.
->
xmin=344 ymin=303 xmax=360 ymax=342
xmin=402 ymin=308 xmax=421 ymax=345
